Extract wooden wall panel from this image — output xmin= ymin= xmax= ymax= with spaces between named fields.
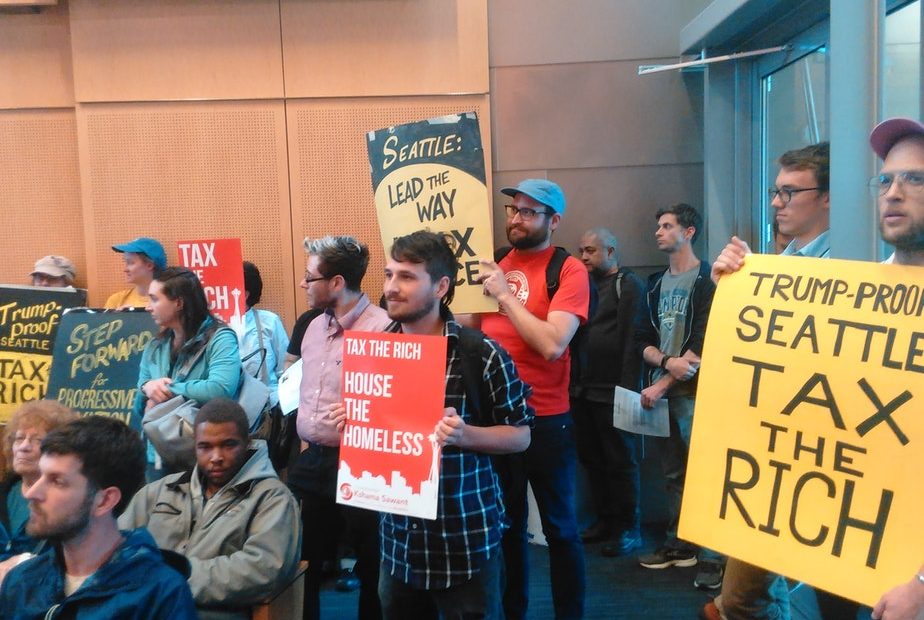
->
xmin=281 ymin=0 xmax=488 ymax=98
xmin=491 ymin=164 xmax=705 ymax=272
xmin=489 ymin=0 xmax=710 ymax=67
xmin=74 ymin=100 xmax=295 ymax=326
xmin=547 ymin=164 xmax=706 ymax=269
xmin=286 ymin=96 xmax=492 ymax=316
xmin=0 ymin=1 xmax=74 ymax=109
xmin=492 ymin=60 xmax=704 ymax=172
xmin=68 ymin=0 xmax=284 ymax=102
xmin=0 ymin=109 xmax=84 ymax=286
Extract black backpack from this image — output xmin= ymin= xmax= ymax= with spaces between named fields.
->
xmin=457 ymin=325 xmax=495 ymax=422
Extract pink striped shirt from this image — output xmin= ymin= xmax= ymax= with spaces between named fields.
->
xmin=297 ymin=294 xmax=390 ymax=446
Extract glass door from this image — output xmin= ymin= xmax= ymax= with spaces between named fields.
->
xmin=759 ymin=47 xmax=829 ymax=253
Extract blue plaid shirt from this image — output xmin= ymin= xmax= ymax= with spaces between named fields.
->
xmin=380 ymin=317 xmax=533 ymax=589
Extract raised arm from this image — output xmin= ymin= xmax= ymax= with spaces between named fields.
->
xmin=479 ymin=257 xmax=587 ymax=361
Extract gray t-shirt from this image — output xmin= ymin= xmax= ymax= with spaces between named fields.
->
xmin=652 ymin=265 xmax=699 ymax=383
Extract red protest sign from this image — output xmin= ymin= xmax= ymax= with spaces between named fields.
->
xmin=177 ymin=239 xmax=246 ymax=333
xmin=336 ymin=330 xmax=447 ymax=520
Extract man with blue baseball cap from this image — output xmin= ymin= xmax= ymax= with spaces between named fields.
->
xmin=105 ymin=237 xmax=168 ymax=310
xmin=479 ymin=178 xmax=589 ymax=619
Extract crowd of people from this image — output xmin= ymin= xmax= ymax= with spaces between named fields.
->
xmin=2 ymin=115 xmax=923 ymax=620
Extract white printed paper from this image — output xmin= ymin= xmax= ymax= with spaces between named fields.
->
xmin=612 ymin=386 xmax=670 ymax=437
xmin=277 ymin=359 xmax=302 ymax=416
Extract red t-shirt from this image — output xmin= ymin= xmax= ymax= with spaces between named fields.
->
xmin=481 ymin=246 xmax=590 ymax=416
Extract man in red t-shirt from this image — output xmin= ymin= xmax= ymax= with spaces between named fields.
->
xmin=479 ymin=179 xmax=590 ymax=620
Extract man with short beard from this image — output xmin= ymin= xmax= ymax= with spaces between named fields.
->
xmin=865 ymin=118 xmax=924 ymax=620
xmin=0 ymin=416 xmax=196 ymax=619
xmin=479 ymin=179 xmax=590 ymax=619
xmin=368 ymin=230 xmax=532 ymax=618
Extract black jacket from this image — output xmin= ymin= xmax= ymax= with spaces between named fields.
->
xmin=571 ymin=268 xmax=646 ymax=402
xmin=635 ymin=260 xmax=715 ymax=392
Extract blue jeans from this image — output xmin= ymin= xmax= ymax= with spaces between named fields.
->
xmin=658 ymin=396 xmax=695 ymax=550
xmin=378 ymin=550 xmax=502 ymax=619
xmin=496 ymin=413 xmax=585 ymax=619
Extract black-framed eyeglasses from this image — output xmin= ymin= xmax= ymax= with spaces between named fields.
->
xmin=868 ymin=171 xmax=924 ymax=196
xmin=504 ymin=204 xmax=551 ymax=220
xmin=302 ymin=273 xmax=331 ymax=284
xmin=767 ymin=187 xmax=821 ymax=204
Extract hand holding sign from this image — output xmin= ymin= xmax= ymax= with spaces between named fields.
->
xmin=711 ymin=235 xmax=752 ymax=283
xmin=871 ymin=574 xmax=924 ymax=620
xmin=435 ymin=407 xmax=466 ymax=447
xmin=329 ymin=402 xmax=348 ymax=434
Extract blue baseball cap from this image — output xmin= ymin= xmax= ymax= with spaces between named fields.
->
xmin=500 ymin=179 xmax=566 ymax=215
xmin=112 ymin=237 xmax=167 ymax=271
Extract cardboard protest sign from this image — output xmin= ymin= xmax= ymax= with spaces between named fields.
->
xmin=680 ymin=254 xmax=924 ymax=606
xmin=46 ymin=310 xmax=156 ymax=432
xmin=336 ymin=330 xmax=447 ymax=519
xmin=367 ymin=112 xmax=496 ymax=314
xmin=0 ymin=286 xmax=86 ymax=423
xmin=178 ymin=239 xmax=246 ymax=335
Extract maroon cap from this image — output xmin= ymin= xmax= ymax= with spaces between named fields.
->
xmin=870 ymin=117 xmax=924 ymax=160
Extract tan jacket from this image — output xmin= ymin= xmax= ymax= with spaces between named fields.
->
xmin=120 ymin=440 xmax=301 ymax=618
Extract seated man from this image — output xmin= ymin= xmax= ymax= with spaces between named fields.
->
xmin=0 ymin=416 xmax=196 ymax=619
xmin=30 ymin=255 xmax=76 ymax=288
xmin=120 ymin=398 xmax=301 ymax=619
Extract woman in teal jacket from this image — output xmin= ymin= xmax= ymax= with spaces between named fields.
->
xmin=134 ymin=267 xmax=241 ymax=468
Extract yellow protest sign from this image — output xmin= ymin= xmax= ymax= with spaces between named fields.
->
xmin=367 ymin=113 xmax=496 ymax=314
xmin=0 ymin=286 xmax=87 ymax=422
xmin=680 ymin=254 xmax=924 ymax=606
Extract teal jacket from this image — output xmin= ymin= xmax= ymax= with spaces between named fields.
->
xmin=133 ymin=315 xmax=242 ymax=418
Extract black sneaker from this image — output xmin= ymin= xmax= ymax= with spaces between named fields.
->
xmin=693 ymin=560 xmax=724 ymax=590
xmin=638 ymin=547 xmax=698 ymax=569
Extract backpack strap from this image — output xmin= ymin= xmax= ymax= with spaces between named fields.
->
xmin=494 ymin=245 xmax=571 ymax=302
xmin=456 ymin=326 xmax=493 ymax=425
xmin=545 ymin=246 xmax=571 ymax=300
xmin=251 ymin=309 xmax=269 ymax=383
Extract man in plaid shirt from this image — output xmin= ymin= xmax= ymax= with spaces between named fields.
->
xmin=371 ymin=230 xmax=533 ymax=618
